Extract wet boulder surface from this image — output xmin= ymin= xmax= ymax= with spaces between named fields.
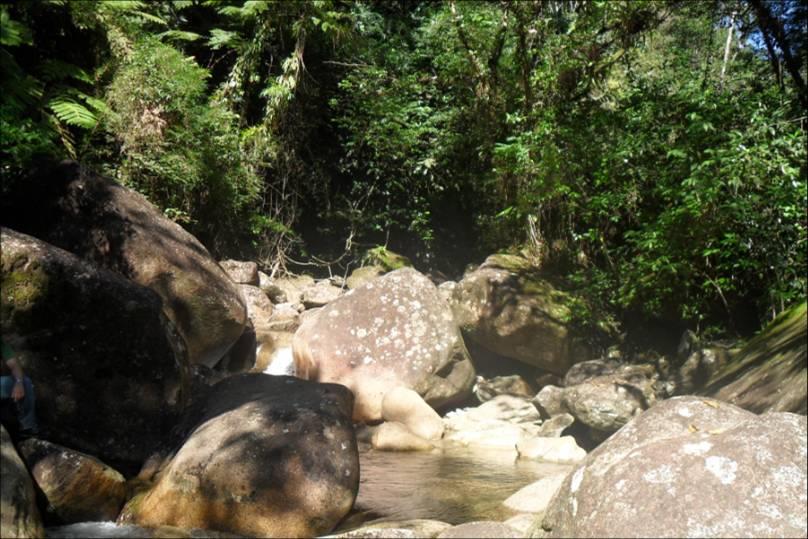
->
xmin=539 ymin=396 xmax=808 ymax=538
xmin=120 ymin=374 xmax=359 ymax=538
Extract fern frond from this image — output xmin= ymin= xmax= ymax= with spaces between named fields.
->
xmin=48 ymin=96 xmax=99 ymax=129
xmin=158 ymin=30 xmax=203 ymax=42
xmin=208 ymin=28 xmax=243 ymax=50
xmin=0 ymin=8 xmax=33 ymax=46
xmin=39 ymin=60 xmax=93 ymax=84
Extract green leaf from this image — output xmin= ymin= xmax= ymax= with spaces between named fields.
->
xmin=48 ymin=96 xmax=98 ymax=129
xmin=0 ymin=9 xmax=33 ymax=46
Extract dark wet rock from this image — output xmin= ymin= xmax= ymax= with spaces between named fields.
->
xmin=1 ymin=425 xmax=44 ymax=539
xmin=293 ymin=268 xmax=475 ymax=422
xmin=1 ymin=228 xmax=187 ymax=463
xmin=538 ymin=396 xmax=808 ymax=538
xmin=119 ymin=374 xmax=358 ymax=538
xmin=19 ymin=438 xmax=126 ymax=523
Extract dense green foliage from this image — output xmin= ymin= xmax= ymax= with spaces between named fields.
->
xmin=1 ymin=0 xmax=806 ymax=336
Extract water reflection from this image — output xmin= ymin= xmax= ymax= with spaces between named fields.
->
xmin=353 ymin=445 xmax=572 ymax=524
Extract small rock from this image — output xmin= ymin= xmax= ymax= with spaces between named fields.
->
xmin=436 ymin=521 xmax=520 ymax=538
xmin=219 ymin=259 xmax=259 ymax=286
xmin=563 ymin=359 xmax=621 ymax=387
xmin=371 ymin=422 xmax=434 ymax=452
xmin=516 ymin=436 xmax=586 ymax=464
xmin=503 ymin=514 xmax=536 ymax=535
xmin=536 ymin=414 xmax=574 ymax=438
xmin=346 ymin=266 xmax=385 ymax=290
xmin=533 ymin=386 xmax=567 ymax=419
xmin=502 ymin=473 xmax=568 ymax=513
xmin=302 ymin=280 xmax=344 ymax=308
xmin=382 ymin=387 xmax=445 ymax=441
xmin=19 ymin=438 xmax=126 ymax=523
xmin=327 ymin=519 xmax=451 ymax=538
xmin=473 ymin=375 xmax=535 ymax=403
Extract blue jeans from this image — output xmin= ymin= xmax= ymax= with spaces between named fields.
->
xmin=0 ymin=376 xmax=38 ymax=432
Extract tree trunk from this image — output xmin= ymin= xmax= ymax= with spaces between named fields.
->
xmin=719 ymin=11 xmax=735 ymax=91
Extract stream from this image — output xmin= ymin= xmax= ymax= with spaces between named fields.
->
xmin=46 ymin=445 xmax=571 ymax=537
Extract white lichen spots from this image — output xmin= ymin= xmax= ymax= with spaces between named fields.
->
xmin=683 ymin=441 xmax=713 ymax=456
xmin=340 ymin=442 xmax=348 ymax=450
xmin=771 ymin=465 xmax=803 ymax=488
xmin=678 ymin=406 xmax=693 ymax=418
xmin=570 ymin=466 xmax=585 ymax=493
xmin=758 ymin=503 xmax=783 ymax=520
xmin=362 ymin=355 xmax=374 ymax=365
xmin=396 ymin=305 xmax=406 ymax=314
xmin=755 ymin=447 xmax=773 ymax=464
xmin=373 ymin=317 xmax=385 ymax=327
xmin=571 ymin=497 xmax=578 ymax=517
xmin=344 ymin=469 xmax=351 ymax=477
xmin=643 ymin=464 xmax=675 ymax=484
xmin=328 ymin=310 xmax=340 ymax=317
xmin=705 ymin=456 xmax=737 ymax=485
xmin=615 ymin=479 xmax=627 ymax=491
xmin=356 ymin=328 xmax=368 ymax=338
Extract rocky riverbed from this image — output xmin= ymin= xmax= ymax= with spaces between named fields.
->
xmin=2 ymin=166 xmax=806 ymax=538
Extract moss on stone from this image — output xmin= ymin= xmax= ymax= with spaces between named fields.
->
xmin=364 ymin=246 xmax=412 ymax=271
xmin=1 ymin=260 xmax=50 ymax=329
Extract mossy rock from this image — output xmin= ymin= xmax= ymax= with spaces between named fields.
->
xmin=364 ymin=246 xmax=412 ymax=272
xmin=701 ymin=301 xmax=807 ymax=413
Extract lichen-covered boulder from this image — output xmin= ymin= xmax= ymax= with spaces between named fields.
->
xmin=538 ymin=397 xmax=808 ymax=538
xmin=119 ymin=374 xmax=358 ymax=538
xmin=18 ymin=438 xmax=126 ymax=523
xmin=1 ymin=161 xmax=246 ymax=368
xmin=265 ymin=274 xmax=315 ymax=305
xmin=1 ymin=425 xmax=44 ymax=539
xmin=1 ymin=228 xmax=187 ymax=463
xmin=473 ymin=374 xmax=535 ymax=403
xmin=293 ymin=268 xmax=475 ymax=422
xmin=450 ymin=254 xmax=592 ymax=374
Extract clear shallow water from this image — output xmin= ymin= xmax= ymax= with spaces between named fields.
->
xmin=351 ymin=445 xmax=572 ymax=525
xmin=46 ymin=445 xmax=571 ymax=537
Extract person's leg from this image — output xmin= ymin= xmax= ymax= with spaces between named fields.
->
xmin=0 ymin=376 xmax=12 ymax=399
xmin=17 ymin=377 xmax=38 ymax=433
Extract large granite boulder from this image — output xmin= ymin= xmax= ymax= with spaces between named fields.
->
xmin=18 ymin=438 xmax=126 ymax=523
xmin=1 ymin=228 xmax=187 ymax=463
xmin=1 ymin=161 xmax=246 ymax=368
xmin=700 ymin=301 xmax=807 ymax=414
xmin=1 ymin=425 xmax=44 ymax=539
xmin=119 ymin=374 xmax=359 ymax=538
xmin=450 ymin=254 xmax=592 ymax=374
xmin=537 ymin=396 xmax=808 ymax=538
xmin=293 ymin=268 xmax=475 ymax=422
